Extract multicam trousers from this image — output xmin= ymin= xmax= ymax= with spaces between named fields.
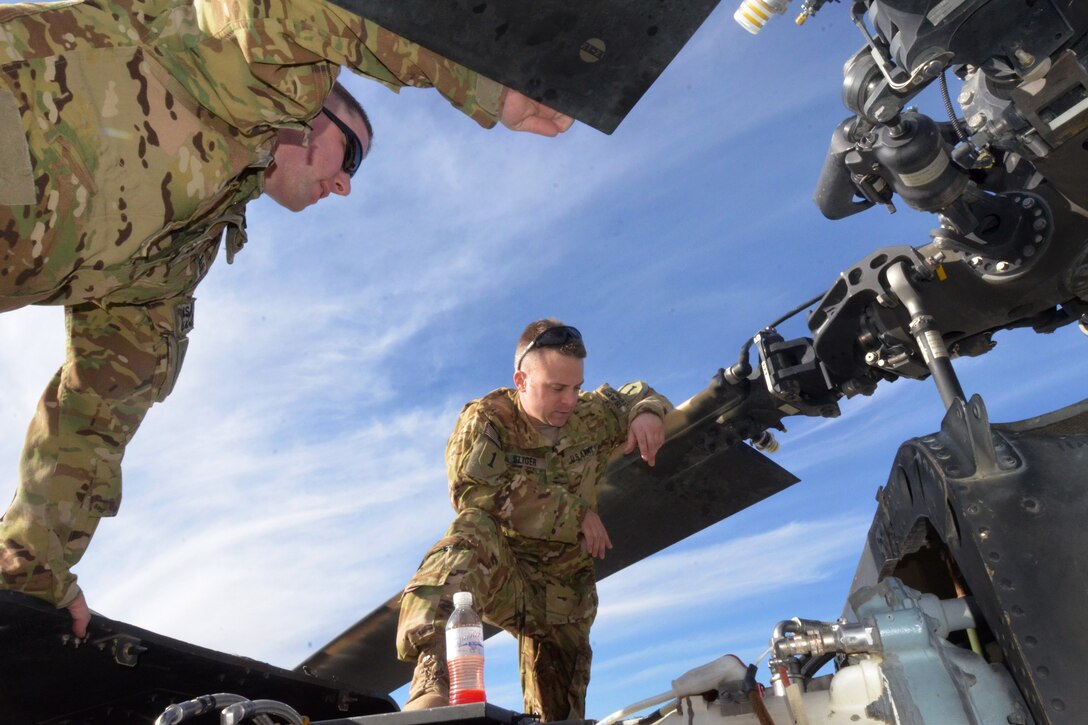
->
xmin=0 ymin=297 xmax=193 ymax=606
xmin=397 ymin=507 xmax=597 ymax=721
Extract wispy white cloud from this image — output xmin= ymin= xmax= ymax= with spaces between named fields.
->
xmin=2 ymin=1 xmax=1084 ymax=720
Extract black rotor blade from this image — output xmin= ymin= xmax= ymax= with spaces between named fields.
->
xmin=0 ymin=591 xmax=395 ymax=723
xmin=296 ymin=394 xmax=798 ymax=695
xmin=327 ymin=0 xmax=721 ymax=134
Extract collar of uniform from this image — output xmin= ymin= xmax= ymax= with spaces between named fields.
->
xmin=508 ymin=390 xmax=555 ymax=450
xmin=509 ymin=388 xmax=591 ymax=453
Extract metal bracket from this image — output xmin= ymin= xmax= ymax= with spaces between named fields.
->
xmin=939 ymin=394 xmax=998 ymax=479
xmin=1011 ymin=50 xmax=1088 ymax=150
xmin=111 ymin=635 xmax=148 ymax=667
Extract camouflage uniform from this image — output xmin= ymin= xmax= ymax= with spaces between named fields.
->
xmin=397 ymin=383 xmax=670 ymax=721
xmin=0 ymin=0 xmax=504 ymax=609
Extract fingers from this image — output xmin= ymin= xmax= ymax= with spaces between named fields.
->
xmin=68 ymin=592 xmax=90 ymax=638
xmin=639 ymin=424 xmax=664 ymax=466
xmin=580 ymin=510 xmax=613 ymax=559
xmin=630 ymin=414 xmax=666 ymax=466
xmin=500 ymin=90 xmax=575 ymax=136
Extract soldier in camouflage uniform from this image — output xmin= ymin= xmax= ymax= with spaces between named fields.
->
xmin=396 ymin=319 xmax=671 ymax=721
xmin=0 ymin=0 xmax=573 ymax=638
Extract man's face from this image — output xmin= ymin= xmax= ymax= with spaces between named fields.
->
xmin=514 ymin=348 xmax=585 ymax=427
xmin=264 ymin=106 xmax=370 ymax=212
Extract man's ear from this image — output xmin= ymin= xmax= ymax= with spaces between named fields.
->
xmin=513 ymin=369 xmax=528 ymax=392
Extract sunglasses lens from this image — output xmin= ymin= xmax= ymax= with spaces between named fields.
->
xmin=516 ymin=325 xmax=582 ymax=370
xmin=539 ymin=326 xmax=581 ymax=346
xmin=343 ymin=140 xmax=361 ymax=177
xmin=322 ymin=107 xmax=364 ymax=178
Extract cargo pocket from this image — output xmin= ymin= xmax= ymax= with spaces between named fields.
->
xmin=146 ymin=297 xmax=196 ymax=403
xmin=405 ymin=536 xmax=476 ymax=593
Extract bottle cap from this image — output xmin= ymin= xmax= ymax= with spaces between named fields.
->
xmin=453 ymin=591 xmax=473 ymax=608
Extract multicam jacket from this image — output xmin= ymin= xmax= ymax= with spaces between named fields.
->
xmin=0 ymin=0 xmax=503 ymax=310
xmin=0 ymin=0 xmax=504 ymax=608
xmin=447 ymin=383 xmax=671 ymax=549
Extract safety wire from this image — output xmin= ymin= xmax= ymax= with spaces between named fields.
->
xmin=733 ymin=292 xmax=824 ymax=376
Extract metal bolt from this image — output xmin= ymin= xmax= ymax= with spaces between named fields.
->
xmin=970 ymin=256 xmax=984 ymax=267
xmin=865 ymin=352 xmax=878 ymax=364
xmin=1023 ymin=245 xmax=1035 ymax=257
xmin=968 ymin=112 xmax=987 ymax=130
xmin=1033 ymin=218 xmax=1046 ymax=231
xmin=995 ymin=261 xmax=1011 ymax=272
xmin=1015 ymin=48 xmax=1035 ymax=67
xmin=957 ymin=89 xmax=974 ymax=106
xmin=1021 ymin=197 xmax=1035 ymax=209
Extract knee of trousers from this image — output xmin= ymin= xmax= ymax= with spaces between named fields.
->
xmin=396 ymin=509 xmax=506 ymax=660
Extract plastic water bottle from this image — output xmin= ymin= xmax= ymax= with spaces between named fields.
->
xmin=446 ymin=591 xmax=486 ymax=705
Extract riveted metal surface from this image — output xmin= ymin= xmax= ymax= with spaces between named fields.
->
xmin=327 ymin=0 xmax=721 ymax=133
xmin=862 ymin=398 xmax=1088 ymax=724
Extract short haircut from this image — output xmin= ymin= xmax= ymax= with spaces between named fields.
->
xmin=514 ymin=318 xmax=587 ymax=371
xmin=328 ymin=80 xmax=374 ymax=144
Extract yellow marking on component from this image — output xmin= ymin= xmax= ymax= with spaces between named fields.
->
xmin=752 ymin=0 xmax=774 ymax=13
xmin=741 ymin=9 xmax=765 ymax=26
xmin=935 ymin=264 xmax=948 ymax=281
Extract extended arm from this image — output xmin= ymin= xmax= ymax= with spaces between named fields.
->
xmin=180 ymin=0 xmax=573 ymax=135
xmin=598 ymin=381 xmax=671 ymax=465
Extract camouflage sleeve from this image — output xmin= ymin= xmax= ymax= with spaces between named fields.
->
xmin=591 ymin=382 xmax=673 ymax=450
xmin=187 ymin=0 xmax=503 ymax=129
xmin=446 ymin=409 xmax=589 ymax=544
xmin=0 ymin=297 xmax=193 ymax=607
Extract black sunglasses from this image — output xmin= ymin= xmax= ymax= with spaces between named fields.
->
xmin=321 ymin=107 xmax=366 ymax=178
xmin=517 ymin=325 xmax=583 ymax=370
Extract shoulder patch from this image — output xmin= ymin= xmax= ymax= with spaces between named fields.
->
xmin=619 ymin=381 xmax=647 ymax=398
xmin=464 ymin=431 xmax=505 ymax=479
xmin=600 ymin=384 xmax=627 ymax=412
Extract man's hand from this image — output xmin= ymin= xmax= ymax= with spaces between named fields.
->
xmin=500 ymin=90 xmax=574 ymax=137
xmin=67 ymin=591 xmax=90 ymax=638
xmin=624 ymin=412 xmax=666 ymax=466
xmin=579 ymin=509 xmax=612 ymax=559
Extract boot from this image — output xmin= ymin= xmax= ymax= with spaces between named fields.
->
xmin=401 ymin=650 xmax=450 ymax=711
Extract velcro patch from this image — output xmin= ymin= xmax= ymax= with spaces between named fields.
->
xmin=506 ymin=453 xmax=545 ymax=470
xmin=0 ymin=89 xmax=36 ymax=206
xmin=465 ymin=433 xmax=505 ymax=478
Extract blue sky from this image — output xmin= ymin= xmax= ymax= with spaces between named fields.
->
xmin=1 ymin=1 xmax=1086 ymax=718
